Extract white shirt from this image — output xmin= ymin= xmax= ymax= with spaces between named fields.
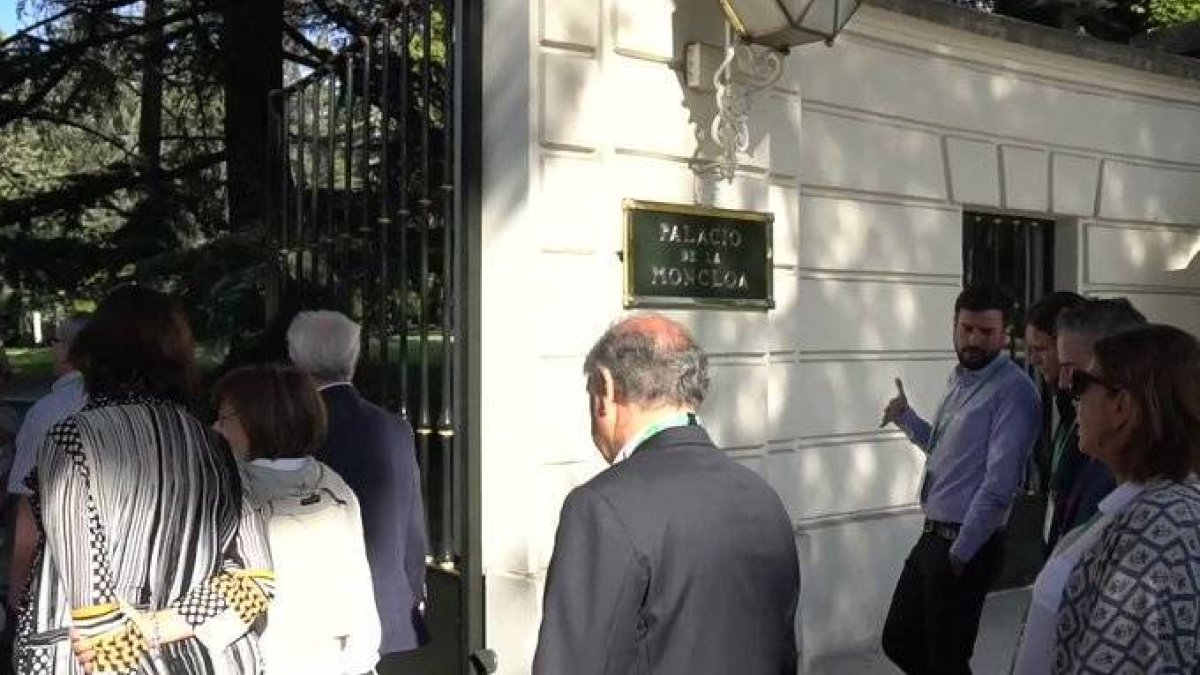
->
xmin=610 ymin=412 xmax=695 ymax=466
xmin=8 ymin=371 xmax=86 ymax=494
xmin=1012 ymin=481 xmax=1145 ymax=675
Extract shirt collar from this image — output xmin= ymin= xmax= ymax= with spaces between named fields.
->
xmin=52 ymin=371 xmax=83 ymax=390
xmin=1098 ymin=481 xmax=1145 ymax=515
xmin=250 ymin=457 xmax=311 ymax=471
xmin=316 ymin=381 xmax=354 ymax=392
xmin=955 ymin=353 xmax=1009 ymax=381
xmin=611 ymin=411 xmax=696 ymax=465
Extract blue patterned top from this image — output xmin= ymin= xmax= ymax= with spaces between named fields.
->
xmin=1055 ymin=479 xmax=1200 ymax=674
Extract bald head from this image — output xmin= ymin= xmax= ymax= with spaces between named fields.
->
xmin=584 ymin=314 xmax=709 ymax=409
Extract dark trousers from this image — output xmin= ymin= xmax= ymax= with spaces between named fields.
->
xmin=881 ymin=530 xmax=1005 ymax=675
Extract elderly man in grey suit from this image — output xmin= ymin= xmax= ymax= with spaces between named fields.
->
xmin=533 ymin=314 xmax=800 ymax=675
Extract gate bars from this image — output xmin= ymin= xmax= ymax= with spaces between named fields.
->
xmin=268 ymin=1 xmax=460 ymax=569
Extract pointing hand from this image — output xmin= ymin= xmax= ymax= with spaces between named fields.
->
xmin=880 ymin=378 xmax=909 ymax=428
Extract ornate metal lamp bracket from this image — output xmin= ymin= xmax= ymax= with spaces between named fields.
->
xmin=695 ymin=31 xmax=785 ymax=185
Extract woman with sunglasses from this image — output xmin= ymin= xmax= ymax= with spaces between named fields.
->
xmin=1013 ymin=324 xmax=1200 ymax=674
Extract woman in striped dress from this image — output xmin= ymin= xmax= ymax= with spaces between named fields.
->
xmin=13 ymin=285 xmax=274 ymax=674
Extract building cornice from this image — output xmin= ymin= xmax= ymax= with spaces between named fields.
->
xmin=863 ymin=0 xmax=1200 ymax=82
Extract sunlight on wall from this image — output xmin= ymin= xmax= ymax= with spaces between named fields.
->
xmin=830 ymin=201 xmax=868 ymax=267
xmin=896 ymin=286 xmax=918 ymax=331
xmin=1168 ymin=238 xmax=1200 ymax=272
xmin=486 ymin=0 xmax=1200 ymax=671
xmin=1124 ymin=229 xmax=1148 ymax=267
xmin=988 ymin=73 xmax=1017 ymax=100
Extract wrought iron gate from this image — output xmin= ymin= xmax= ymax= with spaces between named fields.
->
xmin=266 ymin=2 xmax=484 ymax=672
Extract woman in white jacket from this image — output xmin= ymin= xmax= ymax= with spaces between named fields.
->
xmin=213 ymin=364 xmax=381 ymax=675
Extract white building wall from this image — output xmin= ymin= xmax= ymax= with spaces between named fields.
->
xmin=481 ymin=0 xmax=1200 ymax=671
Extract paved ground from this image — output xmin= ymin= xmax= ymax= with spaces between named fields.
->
xmin=808 ymin=587 xmax=1030 ymax=675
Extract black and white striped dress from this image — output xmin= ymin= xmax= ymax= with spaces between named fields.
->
xmin=14 ymin=393 xmax=275 ymax=674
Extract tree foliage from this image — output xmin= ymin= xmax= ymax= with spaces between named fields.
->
xmin=1148 ymin=0 xmax=1200 ymax=27
xmin=0 ymin=0 xmax=441 ymax=345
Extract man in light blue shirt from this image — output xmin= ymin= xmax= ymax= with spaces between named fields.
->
xmin=880 ymin=284 xmax=1041 ymax=675
xmin=7 ymin=315 xmax=88 ymax=609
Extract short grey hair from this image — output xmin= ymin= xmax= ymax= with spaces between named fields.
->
xmin=583 ymin=315 xmax=709 ymax=409
xmin=286 ymin=310 xmax=362 ymax=382
xmin=1057 ymin=298 xmax=1147 ymax=344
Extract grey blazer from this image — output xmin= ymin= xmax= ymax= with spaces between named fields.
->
xmin=533 ymin=424 xmax=800 ymax=675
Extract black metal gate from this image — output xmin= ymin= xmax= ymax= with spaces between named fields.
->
xmin=266 ymin=2 xmax=484 ymax=672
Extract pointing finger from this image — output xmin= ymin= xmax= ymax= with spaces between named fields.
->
xmin=895 ymin=378 xmax=906 ymax=399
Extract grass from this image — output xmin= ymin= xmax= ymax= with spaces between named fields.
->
xmin=5 ymin=347 xmax=54 ymax=382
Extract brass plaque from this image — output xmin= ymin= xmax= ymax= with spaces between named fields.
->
xmin=623 ymin=199 xmax=774 ymax=310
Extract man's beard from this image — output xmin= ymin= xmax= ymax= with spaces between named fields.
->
xmin=957 ymin=346 xmax=1000 ymax=371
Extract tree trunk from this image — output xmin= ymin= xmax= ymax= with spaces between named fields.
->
xmin=139 ymin=0 xmax=165 ymax=232
xmin=223 ymin=0 xmax=283 ymax=231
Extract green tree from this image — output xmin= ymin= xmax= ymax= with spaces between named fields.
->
xmin=1148 ymin=0 xmax=1200 ymax=26
xmin=1 ymin=0 xmax=450 ymax=347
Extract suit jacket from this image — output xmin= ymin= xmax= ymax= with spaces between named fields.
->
xmin=533 ymin=424 xmax=800 ymax=675
xmin=1047 ymin=397 xmax=1116 ymax=549
xmin=316 ymin=384 xmax=429 ymax=655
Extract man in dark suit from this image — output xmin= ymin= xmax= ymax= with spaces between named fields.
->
xmin=533 ymin=315 xmax=800 ymax=675
xmin=1047 ymin=299 xmax=1145 ymax=542
xmin=1024 ymin=292 xmax=1120 ymax=550
xmin=288 ymin=310 xmax=429 ymax=662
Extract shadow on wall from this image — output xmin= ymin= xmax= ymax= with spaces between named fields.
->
xmin=660 ymin=0 xmax=948 ymax=663
xmin=669 ymin=2 xmax=771 ymax=197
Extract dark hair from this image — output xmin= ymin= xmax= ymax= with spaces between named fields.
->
xmin=212 ymin=364 xmax=327 ymax=460
xmin=584 ymin=315 xmax=709 ymax=409
xmin=954 ymin=283 xmax=1014 ymax=324
xmin=1025 ymin=291 xmax=1086 ymax=336
xmin=71 ymin=285 xmax=199 ymax=404
xmin=1093 ymin=324 xmax=1200 ymax=482
xmin=1057 ymin=298 xmax=1147 ymax=341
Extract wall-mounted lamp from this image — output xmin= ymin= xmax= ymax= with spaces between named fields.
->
xmin=720 ymin=0 xmax=863 ymax=50
xmin=690 ymin=0 xmax=862 ymax=187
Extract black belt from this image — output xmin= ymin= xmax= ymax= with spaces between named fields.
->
xmin=923 ymin=519 xmax=961 ymax=542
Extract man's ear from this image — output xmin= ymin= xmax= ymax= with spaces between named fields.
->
xmin=597 ymin=367 xmax=617 ymax=406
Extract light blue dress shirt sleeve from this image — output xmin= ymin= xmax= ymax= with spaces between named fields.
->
xmin=896 ymin=407 xmax=933 ymax=453
xmin=9 ymin=374 xmax=87 ymax=494
xmin=950 ymin=379 xmax=1042 ymax=562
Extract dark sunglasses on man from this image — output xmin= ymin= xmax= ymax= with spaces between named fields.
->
xmin=1068 ymin=369 xmax=1120 ymax=401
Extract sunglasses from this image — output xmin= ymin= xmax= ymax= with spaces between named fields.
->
xmin=1068 ymin=369 xmax=1119 ymax=401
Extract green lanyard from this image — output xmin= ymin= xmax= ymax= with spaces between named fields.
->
xmin=1049 ymin=418 xmax=1078 ymax=483
xmin=625 ymin=412 xmax=697 ymax=455
xmin=926 ymin=392 xmax=955 ymax=454
xmin=928 ymin=363 xmax=1005 ymax=453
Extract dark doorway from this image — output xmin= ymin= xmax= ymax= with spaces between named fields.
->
xmin=962 ymin=211 xmax=1055 ymax=589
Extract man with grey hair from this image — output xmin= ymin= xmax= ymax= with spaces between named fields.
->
xmin=7 ymin=314 xmax=90 ymax=609
xmin=533 ymin=314 xmax=800 ymax=675
xmin=287 ymin=310 xmax=429 ymax=663
xmin=1045 ymin=297 xmax=1146 ymax=552
xmin=1055 ymin=298 xmax=1146 ymax=391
